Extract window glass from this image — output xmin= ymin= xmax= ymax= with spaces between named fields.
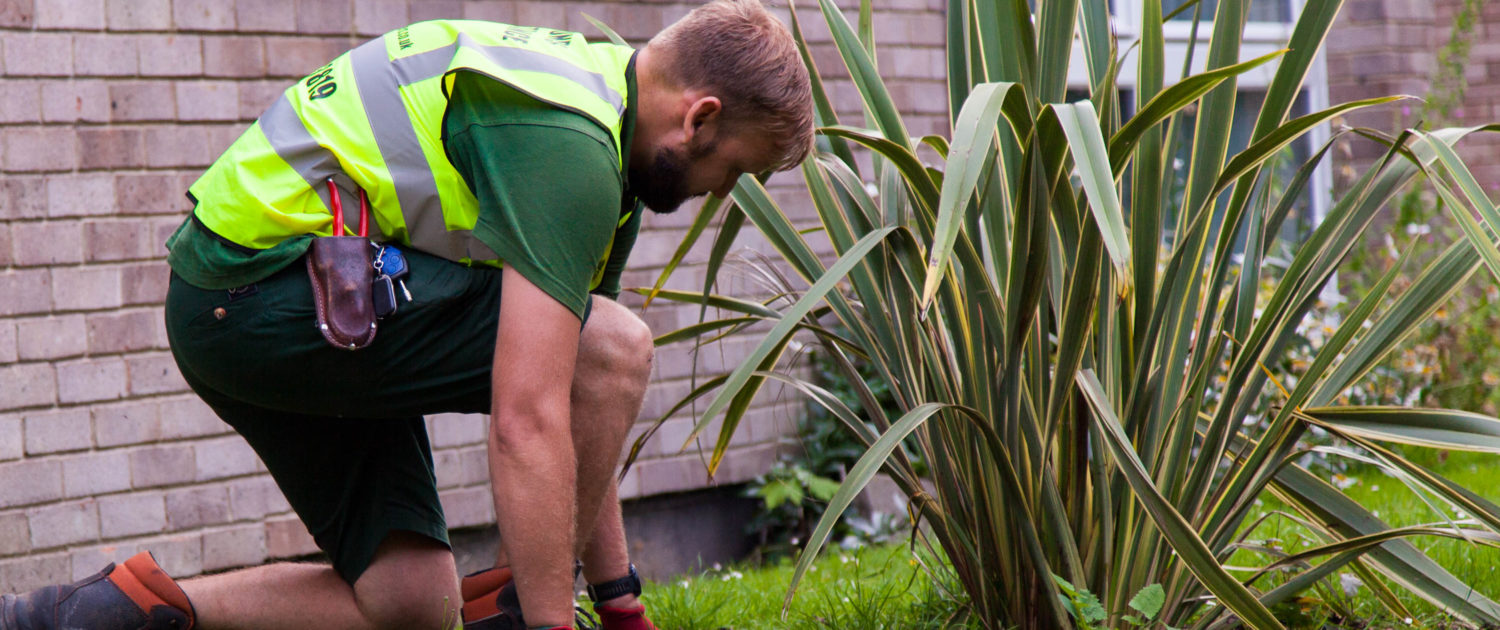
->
xmin=1161 ymin=0 xmax=1292 ymax=23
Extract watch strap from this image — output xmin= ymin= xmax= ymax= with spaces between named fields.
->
xmin=587 ymin=564 xmax=642 ymax=602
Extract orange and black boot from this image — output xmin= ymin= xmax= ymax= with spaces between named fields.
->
xmin=0 ymin=551 xmax=195 ymax=630
xmin=460 ymin=566 xmax=526 ymax=630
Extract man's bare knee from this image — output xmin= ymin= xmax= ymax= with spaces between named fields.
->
xmin=354 ymin=532 xmax=460 ymax=630
xmin=579 ymin=297 xmax=654 ymax=388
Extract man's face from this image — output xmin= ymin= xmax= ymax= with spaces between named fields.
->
xmin=628 ymin=130 xmax=779 ymax=214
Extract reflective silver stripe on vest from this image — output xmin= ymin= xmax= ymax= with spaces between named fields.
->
xmin=390 ymin=33 xmax=625 ymax=116
xmin=257 ymin=93 xmax=370 ymax=237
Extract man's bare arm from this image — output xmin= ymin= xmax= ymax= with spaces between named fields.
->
xmin=488 ymin=266 xmax=581 ymax=628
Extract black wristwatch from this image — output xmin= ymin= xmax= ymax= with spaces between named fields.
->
xmin=587 ymin=564 xmax=642 ymax=602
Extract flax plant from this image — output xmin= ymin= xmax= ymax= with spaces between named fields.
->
xmin=628 ymin=0 xmax=1500 ymax=627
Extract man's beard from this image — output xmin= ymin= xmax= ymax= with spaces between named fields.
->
xmin=627 ymin=141 xmax=715 ymax=214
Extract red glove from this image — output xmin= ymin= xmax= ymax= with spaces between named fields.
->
xmin=595 ymin=603 xmax=659 ymax=630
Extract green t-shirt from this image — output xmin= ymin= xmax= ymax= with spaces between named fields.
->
xmin=166 ymin=65 xmax=642 ymax=321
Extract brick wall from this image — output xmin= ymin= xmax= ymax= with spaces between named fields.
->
xmin=0 ymin=0 xmax=947 ymax=590
xmin=1326 ymin=0 xmax=1500 ymax=192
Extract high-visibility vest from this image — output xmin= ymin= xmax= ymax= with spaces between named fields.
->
xmin=189 ymin=20 xmax=636 ymax=282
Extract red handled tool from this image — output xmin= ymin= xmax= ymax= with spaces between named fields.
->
xmin=326 ymin=178 xmax=370 ymax=238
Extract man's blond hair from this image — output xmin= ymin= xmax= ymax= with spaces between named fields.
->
xmin=648 ymin=0 xmax=814 ymax=171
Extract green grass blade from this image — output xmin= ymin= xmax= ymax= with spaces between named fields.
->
xmin=1048 ymin=102 xmax=1132 ymax=279
xmin=1302 ymin=407 xmax=1500 ymax=453
xmin=920 ymin=82 xmax=1020 ymax=309
xmin=684 ymin=227 xmax=899 ymax=468
xmin=815 ymin=0 xmax=910 ymax=150
xmin=787 ymin=0 xmax=857 ymax=171
xmin=624 ymin=288 xmax=783 ymax=319
xmin=579 ymin=13 xmax=628 ymax=46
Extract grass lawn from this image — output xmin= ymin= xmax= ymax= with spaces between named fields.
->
xmin=1231 ymin=450 xmax=1500 ymax=628
xmin=636 ymin=451 xmax=1500 ymax=629
xmin=639 ymin=540 xmax=970 ymax=630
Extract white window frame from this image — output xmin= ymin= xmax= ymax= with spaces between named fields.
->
xmin=1071 ymin=0 xmax=1334 ymax=225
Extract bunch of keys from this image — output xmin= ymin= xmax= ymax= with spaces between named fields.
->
xmin=372 ymin=243 xmax=412 ymax=318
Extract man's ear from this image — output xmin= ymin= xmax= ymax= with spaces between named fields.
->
xmin=682 ymin=96 xmax=723 ymax=144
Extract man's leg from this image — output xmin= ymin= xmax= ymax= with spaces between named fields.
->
xmin=181 ymin=531 xmax=458 ymax=630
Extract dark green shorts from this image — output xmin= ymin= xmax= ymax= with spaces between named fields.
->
xmin=165 ymin=248 xmax=532 ymax=584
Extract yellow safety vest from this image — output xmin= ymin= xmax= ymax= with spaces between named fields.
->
xmin=189 ymin=20 xmax=636 ymax=282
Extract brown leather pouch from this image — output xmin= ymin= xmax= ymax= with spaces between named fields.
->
xmin=306 ymin=235 xmax=377 ymax=350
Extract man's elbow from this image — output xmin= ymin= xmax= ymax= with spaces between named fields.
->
xmin=489 ymin=397 xmax=571 ymax=457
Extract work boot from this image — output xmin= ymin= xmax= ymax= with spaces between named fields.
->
xmin=0 ymin=551 xmax=195 ymax=630
xmin=461 ymin=566 xmax=598 ymax=630
xmin=460 ymin=566 xmax=525 ymax=630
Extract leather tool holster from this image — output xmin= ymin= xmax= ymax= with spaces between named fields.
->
xmin=306 ymin=236 xmax=377 ymax=350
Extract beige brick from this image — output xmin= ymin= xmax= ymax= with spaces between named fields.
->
xmin=82 ymin=219 xmax=152 ymax=263
xmin=354 ymin=0 xmax=406 ymax=36
xmin=138 ymin=533 xmax=202 ymax=578
xmin=0 ymin=270 xmax=53 ymax=318
xmin=29 ymin=499 xmax=99 ymax=549
xmin=0 ymin=80 xmax=40 ymax=123
xmin=129 ymin=444 xmax=194 ymax=488
xmin=0 ymin=511 xmax=29 ymax=555
xmin=105 ymin=0 xmax=169 ymax=30
xmin=23 ymin=407 xmax=92 ymax=455
xmin=47 ymin=173 xmax=115 ymax=217
xmin=229 ymin=476 xmax=289 ymax=520
xmin=172 ymin=0 xmax=234 ymax=30
xmin=429 ymin=412 xmax=487 ymax=448
xmin=108 ymin=81 xmax=176 ymax=121
xmin=0 ymin=553 xmax=70 ymax=593
xmin=175 ymin=81 xmax=239 ymax=121
xmin=592 ymin=4 xmax=669 ymax=42
xmin=41 ymin=78 xmax=109 ymax=123
xmin=0 ymin=416 xmax=20 ymax=461
xmin=117 ymin=174 xmax=189 ymax=216
xmin=236 ymin=0 xmax=295 ymax=32
xmin=0 ymin=225 xmax=10 ymax=268
xmin=2 ymin=177 xmax=47 ymax=220
xmin=635 ymin=455 xmax=708 ymax=496
xmin=264 ymin=36 xmax=348 ymax=77
xmin=93 ymin=400 xmax=161 ymax=448
xmin=51 ymin=265 xmax=123 ymax=311
xmin=462 ymin=1 xmax=514 ymax=23
xmin=513 ymin=1 xmax=567 ymax=30
xmin=34 ymin=0 xmax=103 ymax=29
xmin=408 ymin=0 xmax=462 ymax=22
xmin=62 ymin=449 xmax=132 ymax=497
xmin=264 ymin=516 xmax=317 ymax=559
xmin=86 ymin=309 xmax=162 ymax=354
xmin=159 ymin=396 xmax=223 ymax=439
xmin=73 ymin=34 xmax=138 ymax=76
xmin=3 ymin=127 xmax=76 ymax=172
xmin=459 ymin=445 xmax=488 ymax=486
xmin=126 ymin=353 xmax=187 ymax=396
xmin=295 ymin=0 xmax=352 ymax=35
xmin=142 ymin=126 xmax=212 ymax=168
xmin=434 ymin=448 xmax=462 ymax=488
xmin=10 ymin=222 xmax=83 ymax=267
xmin=68 ymin=543 xmax=137 ymax=580
xmin=0 ymin=363 xmax=56 ymax=411
xmin=3 ymin=33 xmax=72 ymax=76
xmin=0 ymin=0 xmax=35 ymax=27
xmin=137 ymin=34 xmax=204 ymax=76
xmin=237 ymin=79 xmax=282 ymax=118
xmin=78 ymin=128 xmax=145 ymax=170
xmin=201 ymin=524 xmax=266 ymax=572
xmin=617 ymin=465 xmax=640 ymax=500
xmin=203 ymin=36 xmax=265 ymax=78
xmin=122 ymin=261 xmax=171 ymax=305
xmin=98 ymin=491 xmax=165 ymax=538
xmin=165 ymin=485 xmax=230 ymax=530
xmin=195 ymin=436 xmax=259 ymax=481
xmin=0 ymin=459 xmax=63 ymax=507
xmin=438 ymin=486 xmax=493 ymax=529
xmin=55 ymin=357 xmax=128 ymax=405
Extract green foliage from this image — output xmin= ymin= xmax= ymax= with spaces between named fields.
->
xmin=638 ymin=0 xmax=1500 ymax=628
